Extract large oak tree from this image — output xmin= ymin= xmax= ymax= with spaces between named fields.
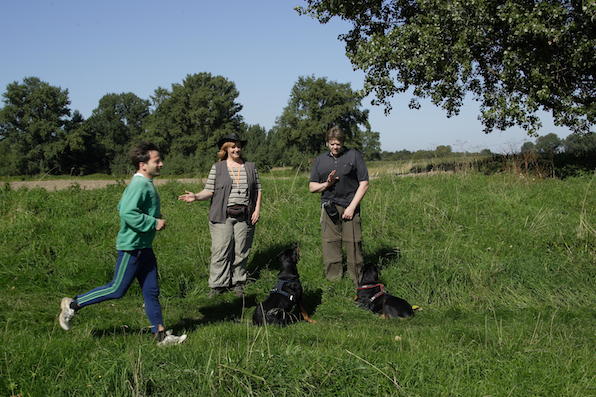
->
xmin=298 ymin=0 xmax=595 ymax=134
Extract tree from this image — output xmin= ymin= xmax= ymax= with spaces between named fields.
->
xmin=85 ymin=93 xmax=151 ymax=173
xmin=520 ymin=141 xmax=536 ymax=154
xmin=58 ymin=110 xmax=105 ymax=175
xmin=535 ymin=133 xmax=561 ymax=155
xmin=381 ymin=149 xmax=413 ymax=161
xmin=435 ymin=145 xmax=452 ymax=157
xmin=270 ymin=75 xmax=379 ymax=166
xmin=562 ymin=132 xmax=596 ymax=155
xmin=241 ymin=123 xmax=273 ymax=171
xmin=0 ymin=77 xmax=76 ymax=174
xmin=360 ymin=128 xmax=382 ymax=160
xmin=145 ymin=73 xmax=243 ymax=171
xmin=298 ymin=1 xmax=595 ymax=134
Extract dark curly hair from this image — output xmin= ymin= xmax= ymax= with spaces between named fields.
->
xmin=129 ymin=142 xmax=159 ymax=170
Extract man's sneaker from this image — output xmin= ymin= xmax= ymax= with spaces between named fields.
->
xmin=59 ymin=297 xmax=76 ymax=331
xmin=157 ymin=330 xmax=187 ymax=346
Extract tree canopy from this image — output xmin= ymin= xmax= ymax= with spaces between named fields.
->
xmin=0 ymin=77 xmax=72 ymax=174
xmin=270 ymin=75 xmax=380 ymax=166
xmin=297 ymin=0 xmax=595 ymax=134
xmin=520 ymin=141 xmax=536 ymax=154
xmin=145 ymin=73 xmax=243 ymax=166
xmin=535 ymin=132 xmax=562 ymax=154
xmin=521 ymin=131 xmax=596 ymax=156
xmin=562 ymin=131 xmax=596 ymax=154
xmin=0 ymin=74 xmax=382 ymax=176
xmin=240 ymin=123 xmax=273 ymax=171
xmin=85 ymin=93 xmax=151 ymax=173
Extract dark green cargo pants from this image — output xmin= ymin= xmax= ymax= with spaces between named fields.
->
xmin=320 ymin=204 xmax=363 ymax=285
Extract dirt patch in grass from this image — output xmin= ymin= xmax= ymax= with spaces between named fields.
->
xmin=3 ymin=178 xmax=203 ymax=191
xmin=2 ymin=171 xmax=449 ymax=191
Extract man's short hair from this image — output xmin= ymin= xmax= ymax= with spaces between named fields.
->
xmin=130 ymin=142 xmax=159 ymax=170
xmin=326 ymin=125 xmax=345 ymax=143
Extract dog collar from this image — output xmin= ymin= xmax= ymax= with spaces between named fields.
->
xmin=357 ymin=283 xmax=386 ymax=303
xmin=369 ymin=290 xmax=386 ymax=302
xmin=356 ymin=283 xmax=384 ymax=291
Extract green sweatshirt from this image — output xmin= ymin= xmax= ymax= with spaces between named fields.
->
xmin=116 ymin=174 xmax=160 ymax=250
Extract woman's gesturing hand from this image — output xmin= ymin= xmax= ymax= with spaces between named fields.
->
xmin=178 ymin=191 xmax=196 ymax=203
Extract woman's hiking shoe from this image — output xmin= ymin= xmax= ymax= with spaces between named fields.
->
xmin=232 ymin=283 xmax=245 ymax=297
xmin=208 ymin=287 xmax=226 ymax=297
xmin=58 ymin=297 xmax=76 ymax=330
xmin=157 ymin=330 xmax=187 ymax=346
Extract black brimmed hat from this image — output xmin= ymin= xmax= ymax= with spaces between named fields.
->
xmin=216 ymin=133 xmax=247 ymax=148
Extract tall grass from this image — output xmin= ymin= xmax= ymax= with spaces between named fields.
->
xmin=368 ymin=155 xmax=491 ymax=177
xmin=0 ymin=173 xmax=594 ymax=396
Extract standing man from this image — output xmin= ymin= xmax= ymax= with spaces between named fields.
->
xmin=58 ymin=142 xmax=187 ymax=346
xmin=309 ymin=126 xmax=369 ymax=285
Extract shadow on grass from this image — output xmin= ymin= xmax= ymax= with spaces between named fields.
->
xmin=168 ymin=294 xmax=259 ymax=332
xmin=364 ymin=246 xmax=401 ymax=269
xmin=170 ymin=287 xmax=323 ymax=332
xmin=91 ymin=295 xmax=261 ymax=337
xmin=302 ymin=288 xmax=323 ymax=317
xmin=91 ymin=324 xmax=152 ymax=338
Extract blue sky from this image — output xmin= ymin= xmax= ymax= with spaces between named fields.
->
xmin=0 ymin=0 xmax=572 ymax=152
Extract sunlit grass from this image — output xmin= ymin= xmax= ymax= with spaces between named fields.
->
xmin=0 ymin=173 xmax=594 ymax=396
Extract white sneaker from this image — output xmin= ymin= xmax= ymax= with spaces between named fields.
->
xmin=157 ymin=330 xmax=187 ymax=346
xmin=59 ymin=297 xmax=76 ymax=331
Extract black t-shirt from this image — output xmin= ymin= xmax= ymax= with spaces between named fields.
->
xmin=309 ymin=148 xmax=369 ymax=208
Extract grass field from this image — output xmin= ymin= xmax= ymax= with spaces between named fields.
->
xmin=1 ymin=172 xmax=594 ymax=396
xmin=367 ymin=156 xmax=491 ymax=177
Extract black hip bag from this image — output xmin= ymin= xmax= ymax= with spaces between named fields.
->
xmin=227 ymin=204 xmax=247 ymax=219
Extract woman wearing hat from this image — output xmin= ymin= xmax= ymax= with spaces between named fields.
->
xmin=178 ymin=133 xmax=262 ymax=297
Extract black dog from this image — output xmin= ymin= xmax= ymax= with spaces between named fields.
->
xmin=356 ymin=264 xmax=419 ymax=319
xmin=253 ymin=245 xmax=315 ymax=326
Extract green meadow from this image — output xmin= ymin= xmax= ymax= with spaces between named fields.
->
xmin=0 ymin=172 xmax=594 ymax=396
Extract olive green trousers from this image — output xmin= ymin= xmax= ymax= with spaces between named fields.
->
xmin=320 ymin=204 xmax=363 ymax=285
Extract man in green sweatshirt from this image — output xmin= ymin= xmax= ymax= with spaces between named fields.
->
xmin=58 ymin=142 xmax=186 ymax=346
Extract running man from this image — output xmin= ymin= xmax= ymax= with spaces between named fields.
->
xmin=58 ymin=142 xmax=186 ymax=346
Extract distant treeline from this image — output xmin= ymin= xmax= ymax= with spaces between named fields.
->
xmin=0 ymin=74 xmax=381 ymax=176
xmin=379 ymin=132 xmax=596 ymax=163
xmin=1 ymin=75 xmax=593 ymax=178
xmin=512 ymin=132 xmax=596 ymax=178
xmin=387 ymin=134 xmax=595 ymax=178
xmin=379 ymin=145 xmax=493 ymax=161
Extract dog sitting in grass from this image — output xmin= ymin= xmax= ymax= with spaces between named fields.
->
xmin=356 ymin=264 xmax=419 ymax=319
xmin=253 ymin=245 xmax=316 ymax=326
